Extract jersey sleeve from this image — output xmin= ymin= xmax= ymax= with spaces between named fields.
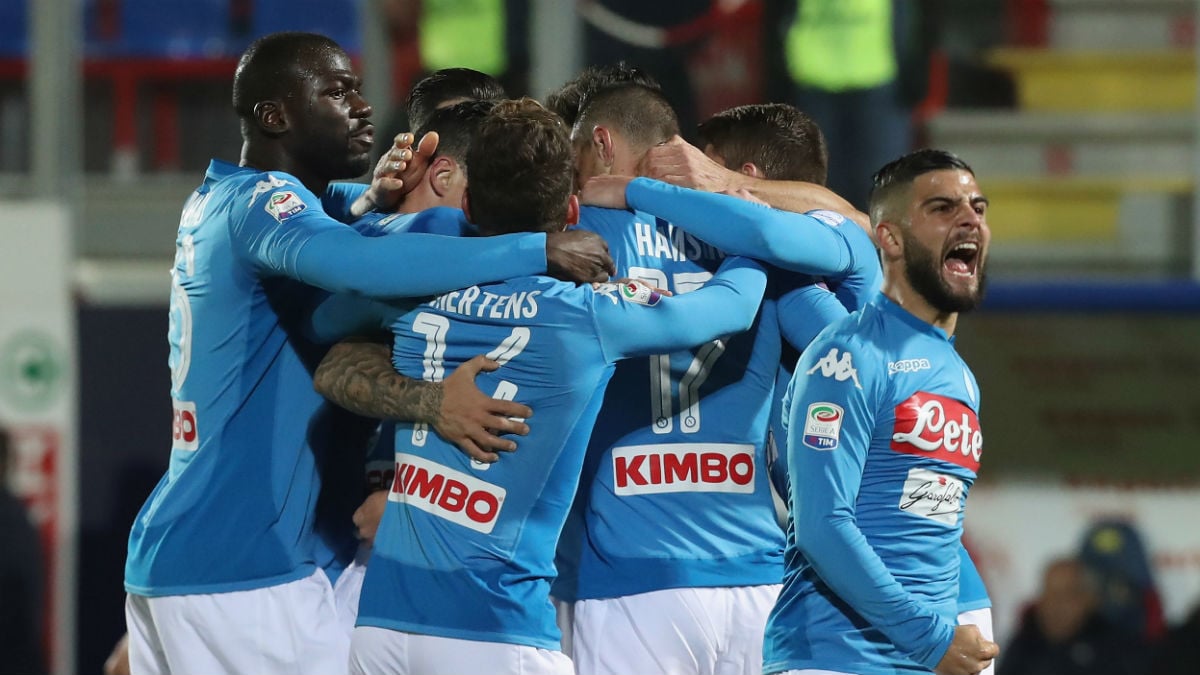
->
xmin=786 ymin=335 xmax=956 ymax=668
xmin=230 ymin=184 xmax=548 ymax=298
xmin=302 ymin=292 xmax=413 ymax=345
xmin=625 ymin=177 xmax=857 ymax=277
xmin=591 ymin=256 xmax=766 ymax=361
xmin=321 ymin=181 xmax=369 ymax=223
xmin=776 ymin=282 xmax=849 ymax=353
xmin=957 ymin=544 xmax=992 ymax=613
xmin=813 ymin=212 xmax=882 ymax=312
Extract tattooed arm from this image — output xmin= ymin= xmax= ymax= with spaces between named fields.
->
xmin=313 ymin=335 xmax=533 ymax=462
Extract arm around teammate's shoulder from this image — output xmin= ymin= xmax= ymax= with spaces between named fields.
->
xmin=623 ymin=177 xmax=855 ymax=276
xmin=593 ymin=255 xmax=767 ymax=361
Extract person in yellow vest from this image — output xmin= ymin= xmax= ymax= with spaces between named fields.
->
xmin=770 ymin=0 xmax=938 ymax=210
xmin=384 ymin=0 xmax=528 ymax=95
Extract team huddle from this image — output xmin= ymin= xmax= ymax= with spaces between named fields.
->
xmin=123 ymin=32 xmax=1000 ymax=675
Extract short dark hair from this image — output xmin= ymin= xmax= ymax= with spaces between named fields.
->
xmin=407 ymin=68 xmax=507 ymax=134
xmin=697 ymin=104 xmax=828 ymax=185
xmin=466 ymin=98 xmax=574 ymax=235
xmin=573 ymin=82 xmax=678 ymax=152
xmin=545 ymin=62 xmax=661 ymax=126
xmin=869 ymin=149 xmax=975 ymax=222
xmin=414 ymin=99 xmax=497 ymax=168
xmin=232 ymin=31 xmax=342 ymax=119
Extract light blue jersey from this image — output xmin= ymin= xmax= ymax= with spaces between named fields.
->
xmin=126 ymin=161 xmax=554 ymax=597
xmin=763 ymin=293 xmax=984 ymax=674
xmin=357 ymin=256 xmax=766 ymax=650
xmin=557 ymin=180 xmax=884 ymax=600
xmin=560 ymin=203 xmax=784 ymax=600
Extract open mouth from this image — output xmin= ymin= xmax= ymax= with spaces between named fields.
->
xmin=943 ymin=241 xmax=980 ymax=278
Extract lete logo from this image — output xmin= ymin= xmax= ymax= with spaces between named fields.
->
xmin=890 ymin=392 xmax=982 ymax=472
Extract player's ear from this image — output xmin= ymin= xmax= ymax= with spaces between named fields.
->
xmin=740 ymin=162 xmax=762 ymax=179
xmin=564 ymin=194 xmax=579 ymax=228
xmin=253 ymin=100 xmax=287 ymax=133
xmin=876 ymin=220 xmax=903 ymax=261
xmin=592 ymin=126 xmax=615 ymax=169
xmin=430 ymin=156 xmax=455 ymax=197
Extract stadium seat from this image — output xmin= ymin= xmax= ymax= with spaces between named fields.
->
xmin=0 ymin=0 xmax=27 ymax=58
xmin=119 ymin=0 xmax=232 ymax=58
xmin=251 ymin=0 xmax=361 ymax=55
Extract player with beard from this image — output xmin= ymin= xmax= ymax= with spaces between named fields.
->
xmin=762 ymin=149 xmax=1000 ymax=675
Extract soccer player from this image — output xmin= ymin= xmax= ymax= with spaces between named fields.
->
xmin=545 ymin=62 xmax=662 ymax=128
xmin=321 ymin=97 xmax=502 ymax=640
xmin=344 ymin=99 xmax=767 ymax=675
xmin=406 ymin=67 xmax=507 ymax=139
xmin=558 ymin=83 xmax=884 ymax=675
xmin=122 ymin=33 xmax=612 ymax=675
xmin=700 ymin=105 xmax=996 ymax=673
xmin=762 ymin=149 xmax=1000 ymax=675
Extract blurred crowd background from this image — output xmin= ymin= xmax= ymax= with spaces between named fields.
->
xmin=1 ymin=1 xmax=1199 ymax=674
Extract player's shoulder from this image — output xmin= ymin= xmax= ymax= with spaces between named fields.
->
xmin=210 ymin=165 xmax=324 ymax=227
xmin=803 ymin=209 xmax=851 ymax=228
xmin=577 ymin=205 xmax=646 ymax=233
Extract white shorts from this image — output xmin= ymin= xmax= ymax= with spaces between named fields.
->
xmin=769 ymin=608 xmax=996 ymax=675
xmin=572 ymin=584 xmax=782 ymax=675
xmin=333 ymin=549 xmax=371 ymax=640
xmin=125 ymin=568 xmax=347 ymax=675
xmin=348 ymin=625 xmax=574 ymax=675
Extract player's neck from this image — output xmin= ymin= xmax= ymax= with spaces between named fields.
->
xmin=239 ymin=144 xmax=329 ymax=195
xmin=880 ymin=278 xmax=958 ymax=337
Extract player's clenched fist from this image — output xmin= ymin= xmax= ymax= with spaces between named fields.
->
xmin=935 ymin=624 xmax=999 ymax=675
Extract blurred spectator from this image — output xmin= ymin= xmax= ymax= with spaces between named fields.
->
xmin=0 ymin=427 xmax=47 ymax=675
xmin=577 ymin=0 xmax=713 ymax=139
xmin=1148 ymin=603 xmax=1200 ymax=675
xmin=1078 ymin=519 xmax=1167 ymax=646
xmin=764 ymin=0 xmax=941 ymax=210
xmin=998 ymin=557 xmax=1145 ymax=675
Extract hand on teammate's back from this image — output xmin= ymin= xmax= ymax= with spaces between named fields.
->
xmin=545 ymin=230 xmax=615 ymax=283
xmin=579 ymin=175 xmax=633 ymax=210
xmin=353 ymin=491 xmax=388 ymax=545
xmin=436 ymin=355 xmax=533 ymax=463
xmin=639 ymin=135 xmax=736 ymax=192
xmin=935 ymin=624 xmax=1000 ymax=675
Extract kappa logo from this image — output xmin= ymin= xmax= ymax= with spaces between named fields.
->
xmin=247 ymin=174 xmax=289 ymax=207
xmin=265 ymin=191 xmax=307 ymax=222
xmin=807 ymin=347 xmax=863 ymax=389
xmin=592 ymin=283 xmax=620 ymax=305
xmin=888 ymin=358 xmax=932 ymax=375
